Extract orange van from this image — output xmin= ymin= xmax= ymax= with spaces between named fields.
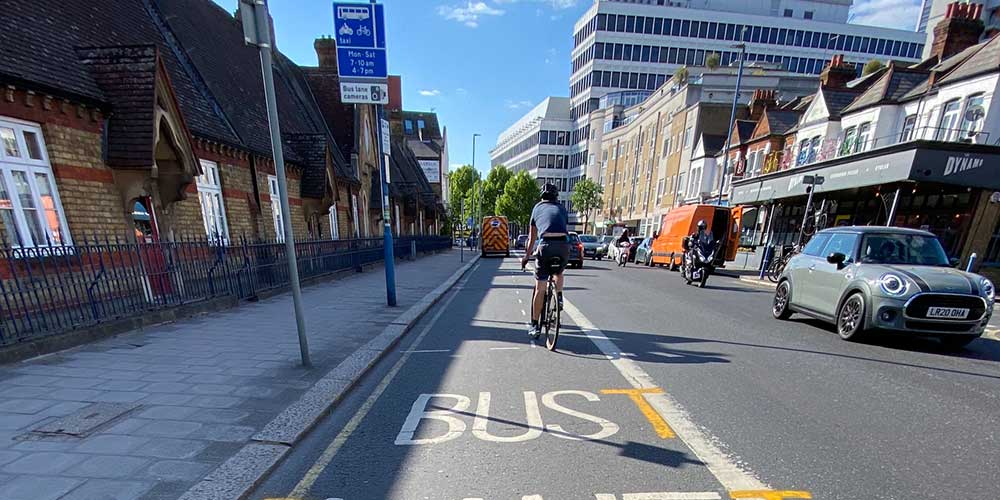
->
xmin=650 ymin=204 xmax=743 ymax=269
xmin=481 ymin=216 xmax=510 ymax=257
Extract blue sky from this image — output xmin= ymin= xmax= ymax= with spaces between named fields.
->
xmin=212 ymin=0 xmax=922 ymax=176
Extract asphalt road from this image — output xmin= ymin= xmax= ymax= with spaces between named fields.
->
xmin=251 ymin=255 xmax=1000 ymax=500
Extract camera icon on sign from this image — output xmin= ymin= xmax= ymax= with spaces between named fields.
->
xmin=371 ymin=85 xmax=385 ymax=102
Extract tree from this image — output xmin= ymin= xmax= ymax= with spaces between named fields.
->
xmin=862 ymin=59 xmax=884 ymax=76
xmin=706 ymin=52 xmax=720 ymax=70
xmin=674 ymin=66 xmax=689 ymax=83
xmin=496 ymin=171 xmax=540 ymax=228
xmin=569 ymin=178 xmax=603 ymax=234
xmin=448 ymin=164 xmax=480 ymax=224
xmin=482 ymin=165 xmax=512 ymax=216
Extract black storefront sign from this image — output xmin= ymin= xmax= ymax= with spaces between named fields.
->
xmin=731 ymin=147 xmax=1000 ymax=205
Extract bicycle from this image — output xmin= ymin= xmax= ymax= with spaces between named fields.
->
xmin=766 ymin=244 xmax=798 ymax=283
xmin=522 ymin=257 xmax=562 ymax=351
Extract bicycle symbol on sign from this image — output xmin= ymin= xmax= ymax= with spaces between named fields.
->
xmin=356 ymin=25 xmax=372 ymax=37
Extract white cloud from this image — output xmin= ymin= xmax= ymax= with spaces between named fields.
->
xmin=849 ymin=0 xmax=921 ymax=30
xmin=419 ymin=89 xmax=442 ymax=96
xmin=456 ymin=87 xmax=468 ymax=94
xmin=505 ymin=99 xmax=533 ymax=109
xmin=438 ymin=1 xmax=505 ymax=28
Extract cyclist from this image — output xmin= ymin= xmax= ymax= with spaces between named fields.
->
xmin=520 ymin=183 xmax=569 ymax=338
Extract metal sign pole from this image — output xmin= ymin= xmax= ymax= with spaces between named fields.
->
xmin=241 ymin=0 xmax=310 ymax=367
xmin=376 ymin=104 xmax=397 ymax=306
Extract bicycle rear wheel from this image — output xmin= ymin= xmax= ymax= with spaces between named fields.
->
xmin=766 ymin=255 xmax=784 ymax=283
xmin=544 ymin=281 xmax=560 ymax=351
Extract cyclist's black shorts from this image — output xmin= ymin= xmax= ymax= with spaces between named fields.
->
xmin=534 ymin=238 xmax=569 ymax=281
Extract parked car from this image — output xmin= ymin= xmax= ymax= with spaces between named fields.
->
xmin=568 ymin=232 xmax=584 ymax=269
xmin=772 ymin=226 xmax=995 ymax=348
xmin=599 ymin=236 xmax=614 ymax=258
xmin=515 ymin=234 xmax=528 ymax=250
xmin=579 ymin=234 xmax=603 ymax=259
xmin=628 ymin=237 xmax=645 ymax=262
xmin=634 ymin=237 xmax=654 ymax=266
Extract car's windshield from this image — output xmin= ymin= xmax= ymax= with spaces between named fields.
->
xmin=579 ymin=235 xmax=598 ymax=243
xmin=600 ymin=236 xmax=614 ymax=243
xmin=568 ymin=234 xmax=580 ymax=243
xmin=860 ymin=234 xmax=950 ymax=266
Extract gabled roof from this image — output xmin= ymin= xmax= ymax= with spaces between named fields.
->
xmin=733 ymin=120 xmax=756 ymax=145
xmin=694 ymin=134 xmax=727 ymax=159
xmin=821 ymin=89 xmax=863 ymax=120
xmin=750 ymin=109 xmax=802 ymax=140
xmin=842 ymin=64 xmax=931 ymax=114
xmin=936 ymin=32 xmax=1000 ymax=86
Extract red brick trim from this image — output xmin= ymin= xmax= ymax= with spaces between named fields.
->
xmin=51 ymin=164 xmax=115 ymax=183
xmin=260 ymin=194 xmax=303 ymax=206
xmin=222 ymin=188 xmax=252 ymax=200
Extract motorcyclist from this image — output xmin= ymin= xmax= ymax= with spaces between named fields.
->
xmin=690 ymin=220 xmax=715 ymax=254
xmin=615 ymin=229 xmax=631 ymax=261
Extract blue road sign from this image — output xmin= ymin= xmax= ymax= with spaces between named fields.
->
xmin=337 ymin=48 xmax=387 ymax=78
xmin=333 ymin=2 xmax=387 ymax=80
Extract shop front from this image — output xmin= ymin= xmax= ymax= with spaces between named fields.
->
xmin=730 ymin=141 xmax=1000 ymax=271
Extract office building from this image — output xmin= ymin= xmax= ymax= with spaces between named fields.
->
xmin=570 ymin=0 xmax=928 ymax=185
xmin=918 ymin=0 xmax=1000 ymax=58
xmin=489 ymin=97 xmax=581 ymax=217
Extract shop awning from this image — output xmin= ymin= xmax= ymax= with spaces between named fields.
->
xmin=731 ymin=142 xmax=1000 ymax=205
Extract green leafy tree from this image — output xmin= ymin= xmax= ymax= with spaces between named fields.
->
xmin=569 ymin=178 xmax=603 ymax=234
xmin=448 ymin=164 xmax=480 ymax=224
xmin=862 ymin=59 xmax=884 ymax=76
xmin=674 ymin=66 xmax=689 ymax=83
xmin=706 ymin=52 xmax=720 ymax=70
xmin=482 ymin=165 xmax=512 ymax=215
xmin=496 ymin=171 xmax=540 ymax=228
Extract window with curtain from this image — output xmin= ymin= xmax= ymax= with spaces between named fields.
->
xmin=0 ymin=117 xmax=70 ymax=249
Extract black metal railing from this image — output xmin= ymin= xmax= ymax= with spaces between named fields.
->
xmin=0 ymin=235 xmax=451 ymax=347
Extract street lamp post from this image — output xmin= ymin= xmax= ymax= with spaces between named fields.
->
xmin=717 ymin=39 xmax=747 ymax=206
xmin=472 ymin=133 xmax=481 ymax=247
xmin=238 ymin=0 xmax=310 ymax=367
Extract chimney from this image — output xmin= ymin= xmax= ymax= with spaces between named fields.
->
xmin=388 ymin=75 xmax=402 ymax=112
xmin=931 ymin=2 xmax=985 ymax=62
xmin=748 ymin=89 xmax=776 ymax=121
xmin=314 ymin=36 xmax=338 ymax=70
xmin=819 ymin=54 xmax=856 ymax=89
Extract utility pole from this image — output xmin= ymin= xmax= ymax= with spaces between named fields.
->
xmin=472 ymin=133 xmax=481 ymax=248
xmin=717 ymin=38 xmax=747 ymax=206
xmin=238 ymin=0 xmax=310 ymax=367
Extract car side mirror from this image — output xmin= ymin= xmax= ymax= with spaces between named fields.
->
xmin=827 ymin=252 xmax=847 ymax=268
xmin=949 ymin=256 xmax=961 ymax=268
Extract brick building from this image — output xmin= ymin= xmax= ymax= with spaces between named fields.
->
xmin=0 ymin=0 xmax=429 ymax=251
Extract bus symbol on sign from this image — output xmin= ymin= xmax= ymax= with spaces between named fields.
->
xmin=337 ymin=5 xmax=370 ymax=20
xmin=491 ymin=220 xmax=501 ymax=228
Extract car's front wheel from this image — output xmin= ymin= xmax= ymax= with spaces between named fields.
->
xmin=939 ymin=334 xmax=979 ymax=350
xmin=772 ymin=281 xmax=792 ymax=319
xmin=837 ymin=293 xmax=868 ymax=341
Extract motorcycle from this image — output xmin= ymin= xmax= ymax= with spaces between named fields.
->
xmin=682 ymin=237 xmax=716 ymax=288
xmin=616 ymin=241 xmax=632 ymax=267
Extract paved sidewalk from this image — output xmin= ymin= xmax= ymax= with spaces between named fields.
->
xmin=0 ymin=249 xmax=471 ymax=500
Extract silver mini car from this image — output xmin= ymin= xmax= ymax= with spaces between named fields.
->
xmin=772 ymin=227 xmax=995 ymax=348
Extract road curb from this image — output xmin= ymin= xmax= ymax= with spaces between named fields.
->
xmin=177 ymin=252 xmax=481 ymax=500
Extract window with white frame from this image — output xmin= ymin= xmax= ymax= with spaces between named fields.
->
xmin=197 ymin=160 xmax=229 ymax=244
xmin=959 ymin=93 xmax=986 ymax=140
xmin=351 ymin=194 xmax=360 ymax=237
xmin=329 ymin=206 xmax=340 ymax=239
xmin=839 ymin=127 xmax=857 ymax=156
xmin=684 ymin=127 xmax=694 ymax=149
xmin=900 ymin=114 xmax=917 ymax=143
xmin=0 ymin=118 xmax=71 ymax=248
xmin=855 ymin=123 xmax=871 ymax=152
xmin=267 ymin=175 xmax=285 ymax=242
xmin=937 ymin=99 xmax=961 ymax=141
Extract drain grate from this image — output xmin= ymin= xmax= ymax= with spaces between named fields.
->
xmin=30 ymin=402 xmax=140 ymax=438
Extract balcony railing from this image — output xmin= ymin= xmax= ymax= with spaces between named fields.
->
xmin=740 ymin=125 xmax=994 ymax=180
xmin=0 ymin=235 xmax=451 ymax=348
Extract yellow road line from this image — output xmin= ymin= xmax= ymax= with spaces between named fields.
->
xmin=729 ymin=491 xmax=812 ymax=499
xmin=284 ymin=264 xmax=476 ymax=499
xmin=601 ymin=388 xmax=676 ymax=439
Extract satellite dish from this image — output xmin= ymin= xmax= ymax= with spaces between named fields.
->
xmin=965 ymin=106 xmax=985 ymax=123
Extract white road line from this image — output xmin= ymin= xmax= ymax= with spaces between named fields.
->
xmin=287 ymin=263 xmax=479 ymax=498
xmin=562 ymin=299 xmax=769 ymax=492
xmin=596 ymin=493 xmax=722 ymax=500
xmin=489 ymin=346 xmax=521 ymax=350
xmin=404 ymin=349 xmax=451 ymax=353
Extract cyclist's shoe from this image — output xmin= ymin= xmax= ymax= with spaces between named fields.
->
xmin=528 ymin=323 xmax=541 ymax=339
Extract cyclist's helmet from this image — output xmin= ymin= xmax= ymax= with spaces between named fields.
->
xmin=696 ymin=220 xmax=707 ymax=230
xmin=541 ymin=182 xmax=560 ymax=201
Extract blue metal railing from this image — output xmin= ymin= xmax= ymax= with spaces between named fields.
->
xmin=0 ymin=235 xmax=450 ymax=347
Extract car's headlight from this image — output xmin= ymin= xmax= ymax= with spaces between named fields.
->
xmin=982 ymin=278 xmax=995 ymax=302
xmin=879 ymin=273 xmax=908 ymax=296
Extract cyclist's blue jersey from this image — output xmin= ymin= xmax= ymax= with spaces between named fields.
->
xmin=530 ymin=201 xmax=568 ymax=236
